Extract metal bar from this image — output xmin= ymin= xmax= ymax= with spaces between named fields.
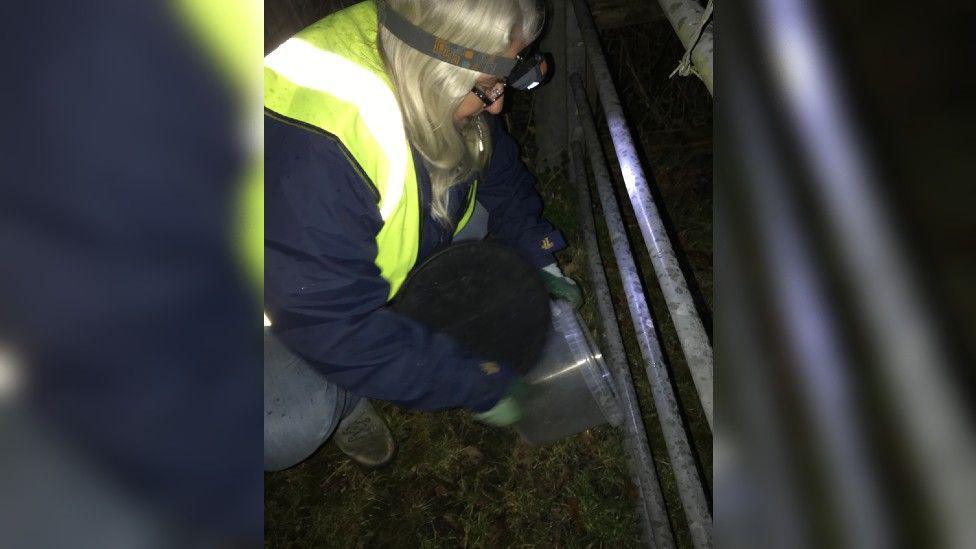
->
xmin=568 ymin=139 xmax=673 ymax=549
xmin=565 ymin=0 xmax=585 ymax=124
xmin=724 ymin=54 xmax=890 ymax=547
xmin=564 ymin=9 xmax=666 ymax=546
xmin=572 ymin=74 xmax=712 ymax=549
xmin=530 ymin=0 xmax=568 ymax=169
xmin=570 ymin=0 xmax=714 ymax=430
xmin=565 ymin=6 xmax=665 ymax=545
xmin=714 ymin=195 xmax=812 ymax=548
xmin=655 ymin=0 xmax=713 ymax=94
xmin=749 ymin=0 xmax=976 ymax=543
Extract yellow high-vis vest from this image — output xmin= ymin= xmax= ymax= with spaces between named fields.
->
xmin=264 ymin=1 xmax=478 ymax=300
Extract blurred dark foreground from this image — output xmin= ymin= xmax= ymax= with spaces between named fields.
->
xmin=0 ymin=0 xmax=264 ymax=546
xmin=0 ymin=0 xmax=974 ymax=547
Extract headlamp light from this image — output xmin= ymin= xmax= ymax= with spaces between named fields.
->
xmin=507 ymin=44 xmax=553 ymax=91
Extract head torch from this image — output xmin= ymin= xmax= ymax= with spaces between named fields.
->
xmin=507 ymin=43 xmax=552 ymax=91
xmin=377 ymin=1 xmax=552 ymax=91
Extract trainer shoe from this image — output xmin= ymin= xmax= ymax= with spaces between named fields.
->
xmin=333 ymin=400 xmax=396 ymax=467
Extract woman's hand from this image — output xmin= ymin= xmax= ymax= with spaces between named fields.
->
xmin=539 ymin=263 xmax=583 ymax=309
xmin=472 ymin=380 xmax=527 ymax=427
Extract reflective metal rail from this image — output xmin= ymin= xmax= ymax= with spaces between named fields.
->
xmin=570 ymin=0 xmax=714 ymax=431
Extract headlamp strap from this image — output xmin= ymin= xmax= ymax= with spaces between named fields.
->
xmin=376 ymin=0 xmax=517 ymax=76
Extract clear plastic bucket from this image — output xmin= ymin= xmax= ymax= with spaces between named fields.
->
xmin=514 ymin=300 xmax=622 ymax=444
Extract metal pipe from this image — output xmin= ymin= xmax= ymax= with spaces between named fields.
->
xmin=723 ymin=51 xmax=890 ymax=547
xmin=564 ymin=8 xmax=664 ymax=547
xmin=570 ymin=0 xmax=714 ymax=430
xmin=572 ymin=74 xmax=712 ymax=549
xmin=568 ymin=139 xmax=674 ymax=549
xmin=656 ymin=0 xmax=713 ymax=93
xmin=750 ymin=0 xmax=976 ymax=543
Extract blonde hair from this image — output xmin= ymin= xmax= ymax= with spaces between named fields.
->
xmin=378 ymin=0 xmax=543 ymax=227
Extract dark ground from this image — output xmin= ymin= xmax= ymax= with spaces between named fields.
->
xmin=265 ymin=19 xmax=712 ymax=548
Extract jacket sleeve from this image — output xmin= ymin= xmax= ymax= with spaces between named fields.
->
xmin=476 ymin=114 xmax=567 ymax=268
xmin=265 ymin=116 xmax=514 ymax=412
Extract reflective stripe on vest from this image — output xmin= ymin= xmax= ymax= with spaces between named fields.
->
xmin=454 ymin=180 xmax=478 ymax=236
xmin=265 ymin=1 xmax=417 ymax=300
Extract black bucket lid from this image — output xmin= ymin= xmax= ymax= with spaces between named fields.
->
xmin=390 ymin=242 xmax=551 ymax=375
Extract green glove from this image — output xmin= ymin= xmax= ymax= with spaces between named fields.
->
xmin=540 ymin=263 xmax=583 ymax=309
xmin=473 ymin=381 xmax=527 ymax=427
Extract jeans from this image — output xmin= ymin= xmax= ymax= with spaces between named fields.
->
xmin=264 ymin=329 xmax=360 ymax=471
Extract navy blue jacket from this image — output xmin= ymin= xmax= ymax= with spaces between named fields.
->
xmin=265 ymin=113 xmax=566 ymax=412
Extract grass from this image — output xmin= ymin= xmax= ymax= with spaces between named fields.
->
xmin=265 ymin=402 xmax=642 ymax=547
xmin=265 ymin=20 xmax=712 ymax=548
